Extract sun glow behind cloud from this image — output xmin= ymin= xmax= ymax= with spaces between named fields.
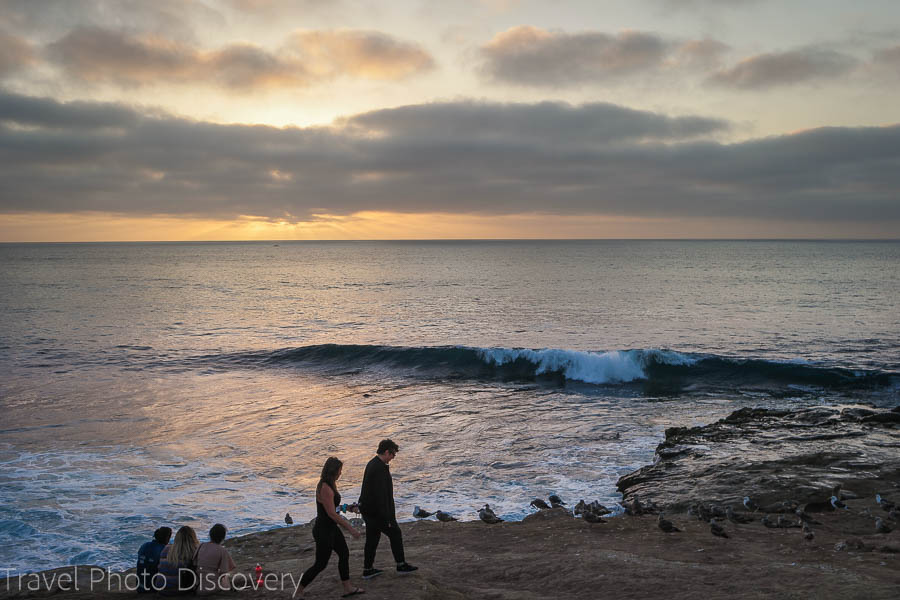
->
xmin=2 ymin=211 xmax=895 ymax=243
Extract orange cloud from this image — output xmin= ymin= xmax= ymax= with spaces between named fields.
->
xmin=0 ymin=28 xmax=37 ymax=77
xmin=285 ymin=30 xmax=434 ymax=80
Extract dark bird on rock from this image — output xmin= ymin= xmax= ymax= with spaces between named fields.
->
xmin=590 ymin=501 xmax=611 ymax=516
xmin=743 ymin=496 xmax=759 ymax=512
xmin=413 ymin=506 xmax=433 ymax=518
xmin=573 ymin=500 xmax=586 ymax=516
xmin=802 ymin=523 xmax=815 ymax=541
xmin=875 ymin=517 xmax=893 ymax=534
xmin=794 ymin=507 xmax=821 ymax=525
xmin=696 ymin=504 xmax=713 ymax=523
xmin=583 ymin=510 xmax=607 ymax=524
xmin=629 ymin=495 xmax=644 ymax=516
xmin=478 ymin=505 xmax=503 ymax=524
xmin=888 ymin=508 xmax=899 ymax=522
xmin=832 ymin=484 xmax=860 ymax=500
xmin=549 ymin=494 xmax=566 ymax=507
xmin=761 ymin=516 xmax=779 ymax=529
xmin=530 ymin=498 xmax=551 ymax=510
xmin=726 ymin=506 xmax=754 ymax=524
xmin=657 ymin=513 xmax=681 ymax=533
xmin=830 ymin=496 xmax=850 ymax=511
xmin=710 ymin=519 xmax=729 ymax=538
xmin=708 ymin=504 xmax=727 ymax=519
xmin=284 ymin=513 xmax=293 ymax=525
xmin=876 ymin=493 xmax=896 ymax=511
xmin=435 ymin=511 xmax=458 ymax=522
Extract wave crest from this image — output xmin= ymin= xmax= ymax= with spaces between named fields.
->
xmin=219 ymin=344 xmax=893 ymax=393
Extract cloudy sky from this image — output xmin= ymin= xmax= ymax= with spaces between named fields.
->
xmin=1 ymin=0 xmax=898 ymax=240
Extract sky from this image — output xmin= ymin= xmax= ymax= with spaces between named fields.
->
xmin=1 ymin=0 xmax=899 ymax=241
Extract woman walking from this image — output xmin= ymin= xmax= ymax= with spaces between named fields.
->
xmin=294 ymin=457 xmax=364 ymax=598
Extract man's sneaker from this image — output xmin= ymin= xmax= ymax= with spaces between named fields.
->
xmin=362 ymin=568 xmax=383 ymax=580
xmin=396 ymin=563 xmax=418 ymax=574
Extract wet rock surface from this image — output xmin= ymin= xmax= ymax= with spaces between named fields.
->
xmin=617 ymin=404 xmax=900 ymax=511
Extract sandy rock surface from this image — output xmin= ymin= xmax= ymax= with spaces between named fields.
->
xmin=2 ymin=505 xmax=898 ymax=600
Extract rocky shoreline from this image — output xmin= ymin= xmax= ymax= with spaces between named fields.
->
xmin=617 ymin=404 xmax=900 ymax=511
xmin=3 ymin=403 xmax=899 ymax=599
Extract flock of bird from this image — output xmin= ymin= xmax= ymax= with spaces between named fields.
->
xmin=408 ymin=488 xmax=898 ymax=539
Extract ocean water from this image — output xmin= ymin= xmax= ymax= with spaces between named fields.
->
xmin=1 ymin=240 xmax=898 ymax=574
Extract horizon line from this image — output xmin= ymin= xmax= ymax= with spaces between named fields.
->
xmin=3 ymin=238 xmax=899 ymax=244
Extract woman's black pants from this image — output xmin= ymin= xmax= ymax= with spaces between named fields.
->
xmin=300 ymin=527 xmax=349 ymax=587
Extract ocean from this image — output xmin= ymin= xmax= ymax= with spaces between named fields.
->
xmin=1 ymin=240 xmax=898 ymax=574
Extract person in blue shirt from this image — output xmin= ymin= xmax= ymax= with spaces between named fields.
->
xmin=136 ymin=527 xmax=172 ymax=593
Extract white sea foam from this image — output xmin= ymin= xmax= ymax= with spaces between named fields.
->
xmin=476 ymin=347 xmax=698 ymax=384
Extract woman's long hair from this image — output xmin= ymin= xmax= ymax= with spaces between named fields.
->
xmin=317 ymin=456 xmax=343 ymax=494
xmin=170 ymin=525 xmax=200 ymax=565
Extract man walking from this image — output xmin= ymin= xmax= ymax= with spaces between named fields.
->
xmin=358 ymin=439 xmax=418 ymax=579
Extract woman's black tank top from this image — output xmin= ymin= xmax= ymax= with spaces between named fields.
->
xmin=315 ymin=485 xmax=341 ymax=531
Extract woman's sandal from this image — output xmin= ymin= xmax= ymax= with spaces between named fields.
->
xmin=342 ymin=588 xmax=365 ymax=597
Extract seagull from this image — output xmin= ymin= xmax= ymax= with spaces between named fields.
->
xmin=413 ymin=506 xmax=433 ymax=518
xmin=549 ymin=494 xmax=566 ymax=507
xmin=875 ymin=517 xmax=893 ymax=534
xmin=583 ymin=510 xmax=607 ymax=524
xmin=530 ymin=498 xmax=551 ymax=510
xmin=573 ymin=500 xmax=586 ymax=516
xmin=591 ymin=502 xmax=611 ymax=516
xmin=710 ymin=519 xmax=729 ymax=538
xmin=830 ymin=495 xmax=850 ymax=511
xmin=794 ymin=506 xmax=821 ymax=525
xmin=802 ymin=523 xmax=815 ymax=541
xmin=629 ymin=495 xmax=644 ymax=516
xmin=657 ymin=513 xmax=681 ymax=533
xmin=876 ymin=493 xmax=896 ymax=511
xmin=284 ymin=513 xmax=293 ymax=525
xmin=761 ymin=516 xmax=779 ymax=529
xmin=776 ymin=515 xmax=801 ymax=529
xmin=435 ymin=511 xmax=458 ymax=522
xmin=696 ymin=504 xmax=713 ymax=523
xmin=832 ymin=484 xmax=859 ymax=500
xmin=726 ymin=506 xmax=753 ymax=524
xmin=478 ymin=505 xmax=503 ymax=524
xmin=743 ymin=497 xmax=759 ymax=512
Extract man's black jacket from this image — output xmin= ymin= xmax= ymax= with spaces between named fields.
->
xmin=358 ymin=455 xmax=396 ymax=521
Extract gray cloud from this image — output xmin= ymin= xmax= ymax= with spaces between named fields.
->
xmin=0 ymin=29 xmax=35 ymax=77
xmin=873 ymin=45 xmax=900 ymax=69
xmin=43 ymin=27 xmax=432 ymax=90
xmin=341 ymin=101 xmax=729 ymax=144
xmin=0 ymin=0 xmax=212 ymax=42
xmin=1 ymin=92 xmax=898 ymax=225
xmin=654 ymin=0 xmax=763 ymax=10
xmin=708 ymin=48 xmax=858 ymax=89
xmin=480 ymin=26 xmax=672 ymax=86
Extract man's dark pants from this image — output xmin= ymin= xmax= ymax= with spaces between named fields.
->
xmin=362 ymin=515 xmax=405 ymax=568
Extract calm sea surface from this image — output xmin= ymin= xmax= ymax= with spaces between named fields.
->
xmin=1 ymin=240 xmax=898 ymax=573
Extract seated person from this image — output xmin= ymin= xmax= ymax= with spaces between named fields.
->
xmin=195 ymin=523 xmax=237 ymax=595
xmin=158 ymin=525 xmax=200 ymax=596
xmin=136 ymin=527 xmax=172 ymax=593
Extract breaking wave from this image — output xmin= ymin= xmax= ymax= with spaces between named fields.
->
xmin=212 ymin=344 xmax=895 ymax=393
